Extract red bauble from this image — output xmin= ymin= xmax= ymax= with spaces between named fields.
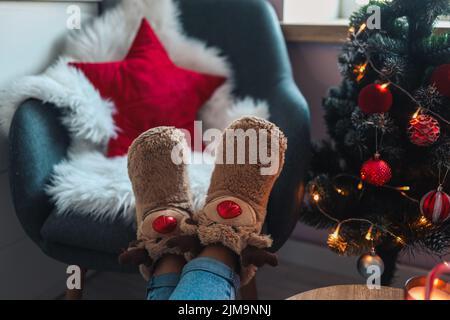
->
xmin=420 ymin=189 xmax=450 ymax=224
xmin=358 ymin=84 xmax=393 ymax=114
xmin=360 ymin=155 xmax=392 ymax=186
xmin=217 ymin=200 xmax=242 ymax=219
xmin=152 ymin=216 xmax=178 ymax=234
xmin=431 ymin=64 xmax=450 ymax=97
xmin=408 ymin=114 xmax=440 ymax=147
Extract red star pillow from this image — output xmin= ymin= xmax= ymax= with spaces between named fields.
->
xmin=70 ymin=19 xmax=226 ymax=157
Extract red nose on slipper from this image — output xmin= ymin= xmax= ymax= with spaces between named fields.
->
xmin=152 ymin=216 xmax=178 ymax=234
xmin=217 ymin=201 xmax=242 ymax=219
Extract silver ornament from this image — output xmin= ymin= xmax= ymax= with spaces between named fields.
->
xmin=357 ymin=250 xmax=385 ymax=279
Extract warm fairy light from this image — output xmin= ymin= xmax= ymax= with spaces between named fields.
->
xmin=357 ymin=23 xmax=367 ymax=35
xmin=379 ymin=83 xmax=390 ymax=90
xmin=396 ymin=186 xmax=411 ymax=191
xmin=358 ymin=182 xmax=364 ymax=190
xmin=349 ymin=26 xmax=355 ymax=34
xmin=418 ymin=216 xmax=430 ymax=226
xmin=365 ymin=225 xmax=375 ymax=241
xmin=354 ymin=62 xmax=369 ymax=82
xmin=335 ymin=188 xmax=348 ymax=196
xmin=312 ymin=193 xmax=321 ymax=202
xmin=327 ymin=224 xmax=348 ymax=254
xmin=412 ymin=108 xmax=421 ymax=119
xmin=396 ymin=236 xmax=406 ymax=245
xmin=434 ymin=279 xmax=440 ymax=286
xmin=330 ymin=224 xmax=341 ymax=240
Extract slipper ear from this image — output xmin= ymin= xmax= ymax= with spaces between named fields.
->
xmin=167 ymin=235 xmax=203 ymax=256
xmin=118 ymin=247 xmax=153 ymax=266
xmin=241 ymin=246 xmax=278 ymax=268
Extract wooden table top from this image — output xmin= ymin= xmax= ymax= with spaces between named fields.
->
xmin=288 ymin=285 xmax=404 ymax=300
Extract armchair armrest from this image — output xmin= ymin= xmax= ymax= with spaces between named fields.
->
xmin=9 ymin=99 xmax=70 ymax=243
xmin=266 ymin=80 xmax=311 ymax=251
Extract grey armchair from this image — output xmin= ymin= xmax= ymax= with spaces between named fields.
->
xmin=8 ymin=0 xmax=310 ymax=298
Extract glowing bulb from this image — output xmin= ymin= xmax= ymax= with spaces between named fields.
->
xmin=312 ymin=193 xmax=320 ymax=202
xmin=357 ymin=23 xmax=367 ymax=34
xmin=357 ymin=182 xmax=364 ymax=190
xmin=412 ymin=108 xmax=421 ymax=119
xmin=396 ymin=237 xmax=405 ymax=245
xmin=365 ymin=225 xmax=374 ymax=241
xmin=331 ymin=224 xmax=342 ymax=240
xmin=379 ymin=83 xmax=390 ymax=90
xmin=354 ymin=62 xmax=369 ymax=82
xmin=396 ymin=186 xmax=411 ymax=191
xmin=418 ymin=216 xmax=430 ymax=227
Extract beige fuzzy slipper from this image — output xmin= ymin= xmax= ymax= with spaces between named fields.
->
xmin=180 ymin=117 xmax=287 ymax=285
xmin=119 ymin=127 xmax=198 ymax=272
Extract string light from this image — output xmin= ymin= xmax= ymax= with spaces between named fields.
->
xmin=396 ymin=236 xmax=406 ymax=245
xmin=365 ymin=225 xmax=375 ymax=241
xmin=356 ymin=23 xmax=367 ymax=36
xmin=354 ymin=62 xmax=368 ymax=82
xmin=412 ymin=108 xmax=421 ymax=119
xmin=330 ymin=224 xmax=341 ymax=240
xmin=357 ymin=181 xmax=364 ymax=190
xmin=418 ymin=215 xmax=431 ymax=227
xmin=327 ymin=224 xmax=348 ymax=255
xmin=335 ymin=187 xmax=348 ymax=196
xmin=309 ymin=183 xmax=408 ymax=251
xmin=312 ymin=193 xmax=321 ymax=202
xmin=379 ymin=82 xmax=390 ymax=90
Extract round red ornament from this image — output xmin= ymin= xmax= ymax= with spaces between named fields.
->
xmin=408 ymin=114 xmax=440 ymax=147
xmin=420 ymin=188 xmax=450 ymax=224
xmin=431 ymin=64 xmax=450 ymax=97
xmin=358 ymin=84 xmax=393 ymax=114
xmin=360 ymin=154 xmax=392 ymax=186
xmin=152 ymin=215 xmax=178 ymax=234
xmin=217 ymin=200 xmax=242 ymax=219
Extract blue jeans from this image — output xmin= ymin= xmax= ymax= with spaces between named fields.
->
xmin=147 ymin=257 xmax=240 ymax=300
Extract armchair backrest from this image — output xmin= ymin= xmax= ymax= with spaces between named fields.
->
xmin=178 ymin=0 xmax=293 ymax=100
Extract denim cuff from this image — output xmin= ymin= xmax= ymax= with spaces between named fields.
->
xmin=182 ymin=257 xmax=241 ymax=291
xmin=148 ymin=273 xmax=180 ymax=290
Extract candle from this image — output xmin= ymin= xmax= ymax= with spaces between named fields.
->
xmin=408 ymin=286 xmax=450 ymax=301
xmin=425 ymin=262 xmax=450 ymax=300
xmin=405 ymin=262 xmax=450 ymax=300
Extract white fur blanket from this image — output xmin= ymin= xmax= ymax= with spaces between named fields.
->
xmin=0 ymin=0 xmax=269 ymax=222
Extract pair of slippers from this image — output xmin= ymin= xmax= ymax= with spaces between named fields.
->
xmin=119 ymin=117 xmax=287 ymax=285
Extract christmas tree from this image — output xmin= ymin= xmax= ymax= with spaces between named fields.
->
xmin=301 ymin=0 xmax=450 ymax=284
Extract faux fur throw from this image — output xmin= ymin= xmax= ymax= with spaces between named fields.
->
xmin=0 ymin=0 xmax=269 ymax=222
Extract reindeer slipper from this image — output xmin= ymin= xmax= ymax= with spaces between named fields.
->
xmin=172 ymin=117 xmax=287 ymax=285
xmin=119 ymin=127 xmax=201 ymax=276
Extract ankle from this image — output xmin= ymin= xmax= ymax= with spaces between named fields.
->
xmin=153 ymin=254 xmax=186 ymax=276
xmin=199 ymin=244 xmax=239 ymax=271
